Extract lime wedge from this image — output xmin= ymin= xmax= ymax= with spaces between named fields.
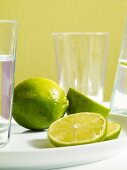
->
xmin=104 ymin=121 xmax=121 ymax=141
xmin=67 ymin=88 xmax=110 ymax=118
xmin=48 ymin=112 xmax=107 ymax=147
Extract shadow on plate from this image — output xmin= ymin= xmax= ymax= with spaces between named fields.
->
xmin=20 ymin=129 xmax=46 ymax=134
xmin=28 ymin=138 xmax=54 ymax=149
xmin=11 ymin=124 xmax=46 ymax=135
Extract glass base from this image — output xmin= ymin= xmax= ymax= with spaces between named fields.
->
xmin=0 ymin=129 xmax=9 ymax=148
xmin=110 ymin=108 xmax=127 ymax=115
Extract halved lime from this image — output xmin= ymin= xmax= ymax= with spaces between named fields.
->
xmin=104 ymin=121 xmax=121 ymax=141
xmin=67 ymin=88 xmax=110 ymax=118
xmin=48 ymin=112 xmax=107 ymax=147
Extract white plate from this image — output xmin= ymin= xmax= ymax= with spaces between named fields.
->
xmin=0 ymin=113 xmax=127 ymax=170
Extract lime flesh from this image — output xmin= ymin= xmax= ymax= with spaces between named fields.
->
xmin=48 ymin=112 xmax=107 ymax=147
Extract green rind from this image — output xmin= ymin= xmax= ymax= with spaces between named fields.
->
xmin=67 ymin=88 xmax=110 ymax=118
xmin=104 ymin=122 xmax=121 ymax=141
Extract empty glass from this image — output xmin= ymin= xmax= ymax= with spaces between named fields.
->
xmin=53 ymin=33 xmax=109 ymax=102
xmin=110 ymin=22 xmax=127 ymax=114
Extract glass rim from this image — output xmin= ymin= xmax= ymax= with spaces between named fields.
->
xmin=0 ymin=20 xmax=17 ymax=23
xmin=52 ymin=32 xmax=110 ymax=36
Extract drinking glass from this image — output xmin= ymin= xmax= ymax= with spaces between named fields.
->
xmin=110 ymin=22 xmax=127 ymax=114
xmin=0 ymin=20 xmax=17 ymax=147
xmin=53 ymin=32 xmax=109 ymax=102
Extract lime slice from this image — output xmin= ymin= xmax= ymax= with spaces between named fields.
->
xmin=104 ymin=121 xmax=121 ymax=141
xmin=67 ymin=88 xmax=110 ymax=118
xmin=48 ymin=112 xmax=107 ymax=147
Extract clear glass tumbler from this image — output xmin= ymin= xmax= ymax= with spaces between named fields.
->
xmin=110 ymin=22 xmax=127 ymax=114
xmin=53 ymin=32 xmax=109 ymax=102
xmin=0 ymin=20 xmax=17 ymax=147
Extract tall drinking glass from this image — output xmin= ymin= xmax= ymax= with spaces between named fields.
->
xmin=0 ymin=20 xmax=17 ymax=147
xmin=110 ymin=21 xmax=127 ymax=114
xmin=53 ymin=33 xmax=109 ymax=102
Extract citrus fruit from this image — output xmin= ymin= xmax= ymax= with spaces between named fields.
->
xmin=67 ymin=88 xmax=110 ymax=118
xmin=12 ymin=77 xmax=69 ymax=130
xmin=104 ymin=121 xmax=121 ymax=141
xmin=48 ymin=112 xmax=107 ymax=147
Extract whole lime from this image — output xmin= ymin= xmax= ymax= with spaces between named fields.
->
xmin=12 ymin=77 xmax=69 ymax=130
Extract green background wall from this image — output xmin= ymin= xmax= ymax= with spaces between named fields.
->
xmin=1 ymin=0 xmax=127 ymax=101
